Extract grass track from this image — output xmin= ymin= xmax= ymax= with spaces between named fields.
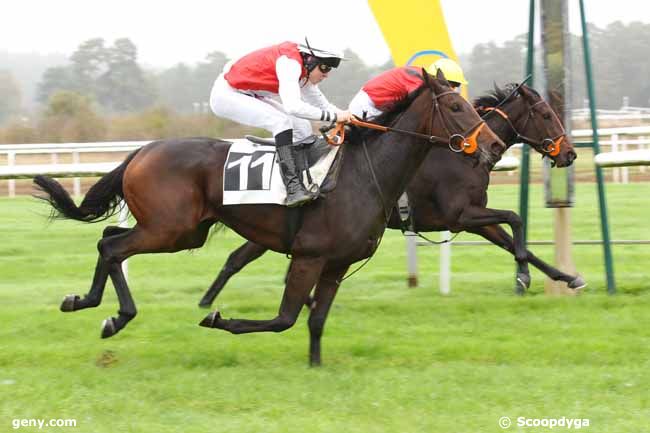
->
xmin=1 ymin=183 xmax=649 ymax=432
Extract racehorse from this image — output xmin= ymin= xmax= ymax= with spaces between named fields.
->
xmin=197 ymin=83 xmax=582 ymax=310
xmin=34 ymin=70 xmax=506 ymax=365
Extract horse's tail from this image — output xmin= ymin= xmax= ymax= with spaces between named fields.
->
xmin=33 ymin=148 xmax=142 ymax=223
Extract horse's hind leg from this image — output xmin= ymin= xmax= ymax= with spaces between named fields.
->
xmin=60 ymin=226 xmax=129 ymax=312
xmin=198 ymin=241 xmax=268 ymax=308
xmin=96 ymin=224 xmax=212 ymax=338
xmin=96 ymin=228 xmax=143 ymax=338
xmin=308 ymin=263 xmax=349 ymax=366
xmin=200 ymin=256 xmax=326 ymax=335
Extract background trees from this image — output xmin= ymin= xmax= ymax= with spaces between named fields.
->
xmin=1 ymin=20 xmax=648 ymax=139
xmin=0 ymin=70 xmax=22 ymax=123
xmin=37 ymin=38 xmax=155 ymax=113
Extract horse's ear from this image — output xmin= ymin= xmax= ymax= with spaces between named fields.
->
xmin=436 ymin=68 xmax=450 ymax=87
xmin=422 ymin=67 xmax=432 ymax=88
xmin=518 ymin=83 xmax=537 ymax=103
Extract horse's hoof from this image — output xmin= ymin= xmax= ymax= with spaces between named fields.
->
xmin=199 ymin=310 xmax=221 ymax=328
xmin=198 ymin=301 xmax=212 ymax=309
xmin=516 ymin=273 xmax=531 ymax=291
xmin=568 ymin=275 xmax=587 ymax=290
xmin=101 ymin=317 xmax=117 ymax=339
xmin=60 ymin=294 xmax=80 ymax=312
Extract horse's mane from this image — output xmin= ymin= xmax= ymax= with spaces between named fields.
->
xmin=350 ymin=83 xmax=430 ymax=142
xmin=473 ymin=83 xmax=540 ymax=113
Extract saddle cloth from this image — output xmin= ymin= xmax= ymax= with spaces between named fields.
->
xmin=222 ymin=138 xmax=339 ymax=205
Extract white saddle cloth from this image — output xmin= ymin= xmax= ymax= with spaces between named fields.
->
xmin=222 ymin=139 xmax=339 ymax=205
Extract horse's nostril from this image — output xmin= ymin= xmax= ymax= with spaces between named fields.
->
xmin=491 ymin=142 xmax=504 ymax=156
xmin=567 ymin=150 xmax=577 ymax=163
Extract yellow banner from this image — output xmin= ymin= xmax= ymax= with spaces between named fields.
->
xmin=368 ymin=0 xmax=458 ymax=68
xmin=368 ymin=0 xmax=466 ymax=98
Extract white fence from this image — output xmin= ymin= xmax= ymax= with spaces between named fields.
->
xmin=2 ymin=131 xmax=649 ymax=294
xmin=0 ymin=139 xmax=523 ymax=197
xmin=0 ymin=141 xmax=145 ymax=197
xmin=573 ymin=126 xmax=650 ymax=183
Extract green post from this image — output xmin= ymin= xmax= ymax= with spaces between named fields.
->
xmin=516 ymin=0 xmax=535 ymax=294
xmin=579 ymin=0 xmax=615 ymax=293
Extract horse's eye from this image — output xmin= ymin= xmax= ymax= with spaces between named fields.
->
xmin=543 ymin=112 xmax=551 ymax=120
xmin=451 ymin=103 xmax=461 ymax=112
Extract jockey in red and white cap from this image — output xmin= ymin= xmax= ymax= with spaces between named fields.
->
xmin=348 ymin=58 xmax=468 ymax=120
xmin=210 ymin=37 xmax=352 ymax=207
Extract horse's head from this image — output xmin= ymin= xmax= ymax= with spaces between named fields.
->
xmin=423 ymin=69 xmax=506 ymax=167
xmin=476 ymin=84 xmax=577 ymax=168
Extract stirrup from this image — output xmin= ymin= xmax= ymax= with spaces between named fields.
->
xmin=286 ymin=190 xmax=314 ymax=207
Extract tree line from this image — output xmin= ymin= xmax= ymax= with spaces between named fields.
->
xmin=1 ymin=20 xmax=649 ymax=141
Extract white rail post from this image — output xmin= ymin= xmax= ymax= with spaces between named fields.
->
xmin=8 ymin=151 xmax=15 ymax=198
xmin=611 ymin=134 xmax=620 ymax=183
xmin=406 ymin=235 xmax=418 ymax=287
xmin=439 ymin=230 xmax=451 ymax=295
xmin=72 ymin=151 xmax=81 ymax=197
xmin=639 ymin=137 xmax=646 ymax=174
xmin=118 ymin=202 xmax=130 ymax=280
xmin=621 ymin=137 xmax=629 ymax=184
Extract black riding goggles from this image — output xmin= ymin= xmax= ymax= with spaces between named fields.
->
xmin=318 ymin=56 xmax=341 ymax=69
xmin=318 ymin=64 xmax=334 ymax=73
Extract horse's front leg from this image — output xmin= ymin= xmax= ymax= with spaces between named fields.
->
xmin=198 ymin=241 xmax=268 ymax=308
xmin=468 ymin=224 xmax=586 ymax=292
xmin=455 ymin=206 xmax=530 ymax=291
xmin=308 ymin=263 xmax=349 ymax=367
xmin=199 ymin=256 xmax=326 ymax=335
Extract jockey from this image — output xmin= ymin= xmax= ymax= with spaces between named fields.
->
xmin=210 ymin=37 xmax=352 ymax=207
xmin=348 ymin=58 xmax=468 ymax=120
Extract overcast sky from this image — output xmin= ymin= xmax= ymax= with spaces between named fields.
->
xmin=1 ymin=1 xmax=647 ymax=67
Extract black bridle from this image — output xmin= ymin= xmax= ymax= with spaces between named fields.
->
xmin=479 ymin=85 xmax=566 ymax=157
xmin=429 ymin=90 xmax=487 ymax=154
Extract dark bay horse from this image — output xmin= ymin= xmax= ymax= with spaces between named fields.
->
xmin=34 ymin=70 xmax=506 ymax=365
xmin=197 ymin=83 xmax=582 ymax=309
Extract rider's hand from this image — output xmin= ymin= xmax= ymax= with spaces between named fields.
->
xmin=335 ymin=110 xmax=353 ymax=123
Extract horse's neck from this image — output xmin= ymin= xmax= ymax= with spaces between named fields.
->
xmin=344 ymin=108 xmax=432 ymax=215
xmin=487 ymin=113 xmax=519 ymax=153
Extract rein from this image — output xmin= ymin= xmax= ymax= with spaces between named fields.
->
xmin=324 ymin=90 xmax=485 ymax=155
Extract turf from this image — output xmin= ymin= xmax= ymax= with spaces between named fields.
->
xmin=1 ymin=182 xmax=649 ymax=432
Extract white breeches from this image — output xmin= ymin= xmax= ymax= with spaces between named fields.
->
xmin=209 ymin=74 xmax=313 ymax=141
xmin=348 ymin=90 xmax=384 ymax=120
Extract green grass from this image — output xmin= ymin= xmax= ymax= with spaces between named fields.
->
xmin=1 ymin=183 xmax=649 ymax=432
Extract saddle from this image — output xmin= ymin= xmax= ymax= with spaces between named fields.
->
xmin=245 ymin=134 xmax=343 ymax=194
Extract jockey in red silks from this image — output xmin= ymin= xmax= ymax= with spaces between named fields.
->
xmin=210 ymin=37 xmax=352 ymax=207
xmin=348 ymin=58 xmax=468 ymax=120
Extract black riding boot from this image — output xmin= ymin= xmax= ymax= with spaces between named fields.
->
xmin=275 ymin=129 xmax=314 ymax=207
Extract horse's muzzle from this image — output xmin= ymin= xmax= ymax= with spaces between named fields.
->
xmin=554 ymin=149 xmax=577 ymax=168
xmin=567 ymin=149 xmax=577 ymax=165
